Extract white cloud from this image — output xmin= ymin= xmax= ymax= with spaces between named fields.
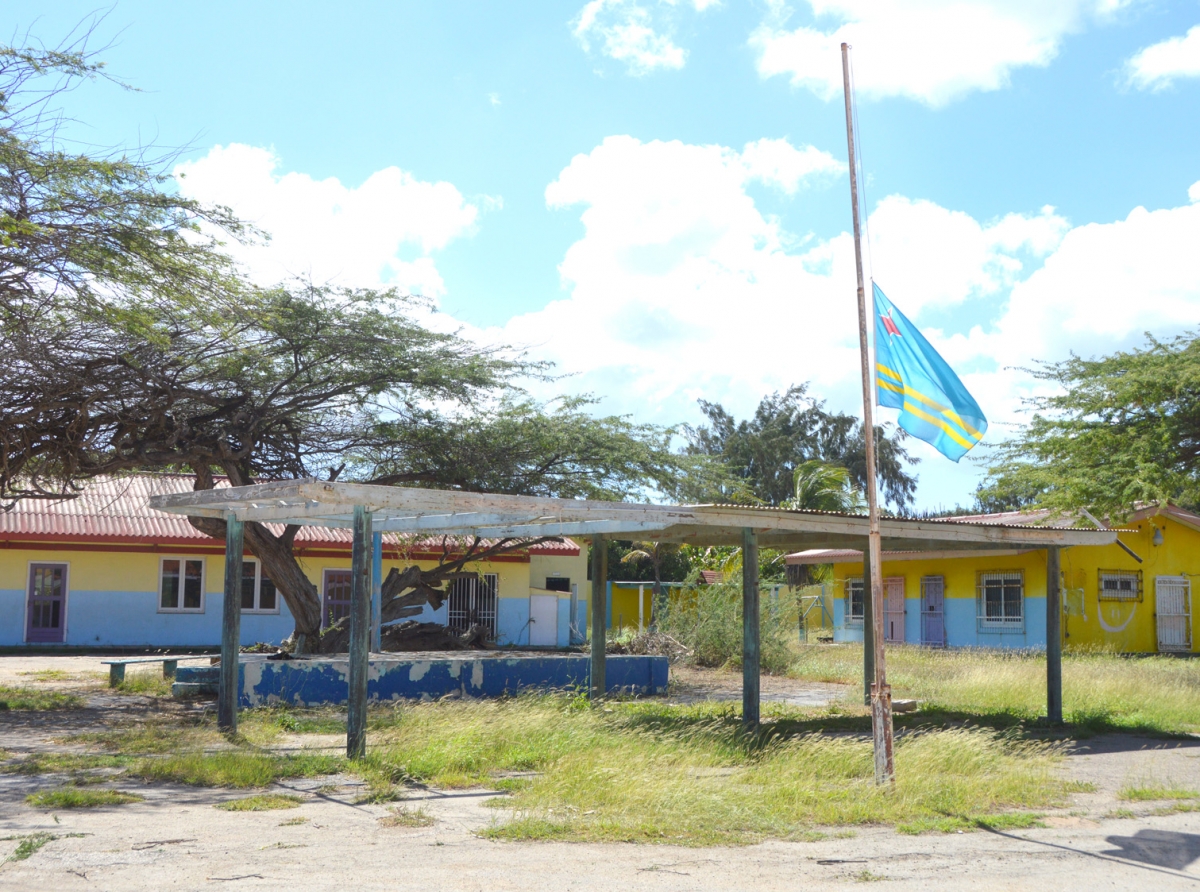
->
xmin=174 ymin=144 xmax=481 ymax=297
xmin=1125 ymin=25 xmax=1200 ymax=90
xmin=740 ymin=138 xmax=846 ymax=193
xmin=751 ymin=0 xmax=1131 ymax=106
xmin=572 ymin=0 xmax=714 ymax=74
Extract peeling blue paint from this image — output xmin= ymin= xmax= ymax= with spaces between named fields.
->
xmin=177 ymin=652 xmax=669 ymax=706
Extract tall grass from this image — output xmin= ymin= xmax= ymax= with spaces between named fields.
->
xmin=789 ymin=644 xmax=1200 ymax=733
xmin=659 ymin=580 xmax=799 ymax=674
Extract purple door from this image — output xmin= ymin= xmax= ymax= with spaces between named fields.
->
xmin=322 ymin=570 xmax=352 ymax=628
xmin=26 ymin=564 xmax=67 ymax=643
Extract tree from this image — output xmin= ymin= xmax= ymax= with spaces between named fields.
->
xmin=783 ymin=460 xmax=866 ymax=514
xmin=617 ymin=539 xmax=685 ymax=624
xmin=0 ymin=35 xmax=682 ymax=650
xmin=979 ymin=333 xmax=1200 ymax=519
xmin=681 ymin=385 xmax=918 ymax=509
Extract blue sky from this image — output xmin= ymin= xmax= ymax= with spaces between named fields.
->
xmin=12 ymin=1 xmax=1200 ymax=508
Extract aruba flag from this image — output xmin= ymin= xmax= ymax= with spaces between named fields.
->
xmin=874 ymin=282 xmax=987 ymax=462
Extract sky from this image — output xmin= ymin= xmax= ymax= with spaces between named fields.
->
xmin=10 ymin=1 xmax=1200 ymax=509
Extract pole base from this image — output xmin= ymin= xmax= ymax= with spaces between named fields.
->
xmin=870 ymin=682 xmax=895 ymax=785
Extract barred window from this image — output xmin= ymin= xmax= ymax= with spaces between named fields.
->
xmin=845 ymin=576 xmax=864 ymax=623
xmin=1099 ymin=570 xmax=1141 ymax=602
xmin=978 ymin=571 xmax=1023 ymax=631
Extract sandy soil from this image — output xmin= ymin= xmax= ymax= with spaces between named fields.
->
xmin=3 ymin=656 xmax=1200 ymax=890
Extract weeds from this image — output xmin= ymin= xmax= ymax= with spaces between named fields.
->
xmin=279 ymin=816 xmax=309 ymax=826
xmin=216 ymin=793 xmax=304 ymax=811
xmin=130 ymin=751 xmax=342 ymax=788
xmin=0 ymin=686 xmax=83 ymax=710
xmin=1119 ymin=784 xmax=1200 ymax=801
xmin=116 ymin=671 xmax=173 ymax=697
xmin=3 ymin=832 xmax=55 ymax=863
xmin=26 ymin=788 xmax=143 ymax=808
xmin=380 ymin=805 xmax=435 ymax=828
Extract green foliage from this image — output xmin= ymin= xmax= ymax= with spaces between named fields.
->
xmin=606 ymin=539 xmax=691 ymax=584
xmin=783 ymin=460 xmax=866 ymax=513
xmin=681 ymin=386 xmax=917 ymax=509
xmin=0 ymin=686 xmax=83 ymax=710
xmin=980 ymin=333 xmax=1200 ymax=518
xmin=3 ymin=832 xmax=55 ymax=863
xmin=115 ymin=671 xmax=173 ymax=697
xmin=658 ymin=576 xmax=799 ymax=674
xmin=129 ymin=751 xmax=342 ymax=788
xmin=26 ymin=787 xmax=143 ymax=808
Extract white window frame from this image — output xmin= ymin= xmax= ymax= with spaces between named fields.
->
xmin=158 ymin=556 xmax=206 ymax=614
xmin=845 ymin=576 xmax=864 ymax=625
xmin=1098 ymin=569 xmax=1141 ymax=602
xmin=241 ymin=559 xmax=281 ymax=615
xmin=977 ymin=570 xmax=1024 ymax=632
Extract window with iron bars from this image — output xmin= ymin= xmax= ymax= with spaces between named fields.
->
xmin=448 ymin=574 xmax=498 ymax=639
xmin=845 ymin=576 xmax=864 ymax=625
xmin=1098 ymin=569 xmax=1142 ymax=602
xmin=977 ymin=571 xmax=1023 ymax=632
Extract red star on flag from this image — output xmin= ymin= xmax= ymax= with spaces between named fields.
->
xmin=881 ymin=311 xmax=902 ymax=337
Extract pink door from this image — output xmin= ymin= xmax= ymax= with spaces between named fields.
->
xmin=884 ymin=577 xmax=905 ymax=643
xmin=26 ymin=564 xmax=67 ymax=643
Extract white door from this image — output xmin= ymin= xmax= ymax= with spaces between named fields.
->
xmin=1156 ymin=576 xmax=1192 ymax=652
xmin=529 ymin=594 xmax=559 ymax=647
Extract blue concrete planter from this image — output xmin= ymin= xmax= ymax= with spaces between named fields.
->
xmin=175 ymin=652 xmax=669 ymax=706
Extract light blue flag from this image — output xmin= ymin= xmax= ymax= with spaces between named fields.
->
xmin=873 ymin=282 xmax=987 ymax=462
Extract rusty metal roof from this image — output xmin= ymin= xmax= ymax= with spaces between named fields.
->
xmin=0 ymin=475 xmax=579 ymax=555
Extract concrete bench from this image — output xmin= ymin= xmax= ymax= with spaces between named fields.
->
xmin=101 ymin=656 xmax=208 ymax=686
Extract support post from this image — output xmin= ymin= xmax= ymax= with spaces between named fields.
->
xmin=371 ymin=531 xmax=383 ymax=652
xmin=638 ymin=584 xmax=645 ymax=634
xmin=218 ymin=512 xmax=244 ymax=733
xmin=742 ymin=527 xmax=760 ymax=730
xmin=347 ymin=505 xmax=372 ymax=759
xmin=590 ymin=536 xmax=607 ymax=699
xmin=1046 ymin=545 xmax=1063 ymax=725
xmin=863 ymin=547 xmax=874 ymax=706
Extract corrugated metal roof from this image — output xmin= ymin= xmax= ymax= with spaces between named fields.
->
xmin=703 ymin=503 xmax=1081 ymax=531
xmin=0 ymin=475 xmax=578 ymax=555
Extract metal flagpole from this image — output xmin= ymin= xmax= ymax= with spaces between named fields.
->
xmin=841 ymin=41 xmax=895 ymax=785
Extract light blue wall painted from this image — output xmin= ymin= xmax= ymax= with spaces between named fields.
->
xmin=943 ymin=596 xmax=1047 ymax=649
xmin=0 ymin=589 xmax=25 ymax=646
xmin=496 ymin=596 xmax=530 ymax=647
xmin=557 ymin=597 xmax=570 ymax=647
xmin=2 ymin=587 xmax=296 ymax=647
xmin=904 ymin=597 xmax=922 ymax=644
xmin=832 ymin=598 xmax=865 ymax=643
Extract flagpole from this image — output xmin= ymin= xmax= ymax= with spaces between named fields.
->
xmin=841 ymin=41 xmax=894 ymax=785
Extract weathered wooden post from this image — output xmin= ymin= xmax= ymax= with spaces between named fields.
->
xmin=371 ymin=531 xmax=383 ymax=652
xmin=742 ymin=527 xmax=760 ymax=730
xmin=1046 ymin=545 xmax=1063 ymax=725
xmin=590 ymin=536 xmax=607 ymax=699
xmin=218 ymin=512 xmax=244 ymax=734
xmin=347 ymin=505 xmax=372 ymax=759
xmin=863 ymin=547 xmax=874 ymax=706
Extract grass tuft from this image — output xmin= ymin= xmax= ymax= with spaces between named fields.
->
xmin=380 ymin=805 xmax=435 ymax=828
xmin=279 ymin=816 xmax=309 ymax=826
xmin=3 ymin=832 xmax=55 ymax=863
xmin=0 ymin=686 xmax=84 ymax=711
xmin=26 ymin=787 xmax=143 ymax=808
xmin=216 ymin=793 xmax=304 ymax=811
xmin=115 ymin=671 xmax=173 ymax=697
xmin=1120 ymin=784 xmax=1200 ymax=802
xmin=130 ymin=751 xmax=342 ymax=788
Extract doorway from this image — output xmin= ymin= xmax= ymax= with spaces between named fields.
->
xmin=26 ymin=563 xmax=68 ymax=644
xmin=921 ymin=575 xmax=946 ymax=647
xmin=1156 ymin=576 xmax=1192 ymax=652
xmin=884 ymin=576 xmax=906 ymax=643
xmin=322 ymin=569 xmax=352 ymax=629
xmin=529 ymin=594 xmax=558 ymax=646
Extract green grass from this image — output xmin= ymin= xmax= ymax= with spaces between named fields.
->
xmin=1119 ymin=783 xmax=1200 ymax=801
xmin=115 ymin=671 xmax=173 ymax=697
xmin=788 ymin=644 xmax=1200 ymax=735
xmin=129 ymin=751 xmax=342 ymax=788
xmin=3 ymin=832 xmax=55 ymax=863
xmin=2 ymin=753 xmax=128 ymax=776
xmin=26 ymin=787 xmax=143 ymax=808
xmin=216 ymin=793 xmax=304 ymax=811
xmin=0 ymin=686 xmax=84 ymax=710
xmin=19 ymin=669 xmax=73 ymax=682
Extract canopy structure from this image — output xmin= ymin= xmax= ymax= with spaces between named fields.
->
xmin=149 ymin=480 xmax=1118 ymax=755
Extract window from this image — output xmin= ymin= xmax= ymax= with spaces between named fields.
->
xmin=160 ymin=558 xmax=204 ymax=612
xmin=322 ymin=570 xmax=352 ymax=629
xmin=845 ymin=576 xmax=864 ymax=624
xmin=241 ymin=560 xmax=280 ymax=614
xmin=1099 ymin=569 xmax=1141 ymax=602
xmin=448 ymin=573 xmax=498 ymax=638
xmin=544 ymin=576 xmax=571 ymax=592
xmin=978 ymin=571 xmax=1023 ymax=631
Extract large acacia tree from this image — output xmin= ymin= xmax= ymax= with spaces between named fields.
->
xmin=0 ymin=34 xmax=680 ymax=649
xmin=979 ymin=333 xmax=1200 ymax=519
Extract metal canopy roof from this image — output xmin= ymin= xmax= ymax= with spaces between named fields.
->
xmin=147 ymin=480 xmax=1118 ymax=552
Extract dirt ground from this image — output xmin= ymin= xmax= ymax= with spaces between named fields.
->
xmin=3 ymin=655 xmax=1200 ymax=890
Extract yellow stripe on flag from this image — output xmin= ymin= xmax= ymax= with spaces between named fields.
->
xmin=876 ymin=368 xmax=984 ymax=440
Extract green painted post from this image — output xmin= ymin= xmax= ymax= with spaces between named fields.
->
xmin=590 ymin=537 xmax=607 ymax=699
xmin=218 ymin=513 xmax=244 ymax=733
xmin=347 ymin=506 xmax=372 ymax=759
xmin=862 ymin=547 xmax=874 ymax=706
xmin=742 ymin=528 xmax=760 ymax=730
xmin=1046 ymin=546 xmax=1063 ymax=725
